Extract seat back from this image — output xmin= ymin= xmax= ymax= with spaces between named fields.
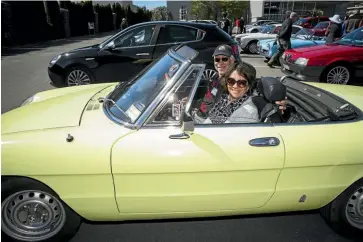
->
xmin=252 ymin=77 xmax=286 ymax=122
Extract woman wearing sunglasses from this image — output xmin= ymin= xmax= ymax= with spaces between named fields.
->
xmin=195 ymin=62 xmax=259 ymax=124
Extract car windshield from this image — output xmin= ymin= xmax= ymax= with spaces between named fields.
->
xmin=294 ymin=28 xmax=314 ymax=39
xmin=261 ymin=25 xmax=275 ymax=33
xmin=336 ymin=27 xmax=363 ymax=46
xmin=106 ymin=54 xmax=182 ymax=123
xmin=294 ymin=18 xmax=307 ymax=25
xmin=314 ymin=21 xmax=329 ymax=29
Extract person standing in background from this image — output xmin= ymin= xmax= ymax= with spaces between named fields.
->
xmin=240 ymin=17 xmax=245 ymax=33
xmin=120 ymin=18 xmax=128 ymax=31
xmin=267 ymin=12 xmax=298 ymax=67
xmin=235 ymin=18 xmax=241 ymax=34
xmin=219 ymin=12 xmax=231 ymax=35
xmin=325 ymin=14 xmax=342 ymax=44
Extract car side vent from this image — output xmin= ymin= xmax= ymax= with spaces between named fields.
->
xmin=86 ymin=102 xmax=101 ymax=111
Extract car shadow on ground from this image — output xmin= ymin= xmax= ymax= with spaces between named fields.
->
xmin=1 ymin=31 xmax=117 ymax=58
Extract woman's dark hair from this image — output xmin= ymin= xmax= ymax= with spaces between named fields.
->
xmin=220 ymin=62 xmax=256 ymax=91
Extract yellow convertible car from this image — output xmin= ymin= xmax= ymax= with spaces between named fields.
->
xmin=2 ymin=45 xmax=363 ymax=242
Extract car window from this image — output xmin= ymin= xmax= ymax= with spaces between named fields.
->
xmin=114 ymin=25 xmax=156 ymax=48
xmin=152 ymin=67 xmax=203 ymax=123
xmin=157 ymin=25 xmax=199 ymax=44
xmin=292 ymin=27 xmax=301 ymax=34
xmin=294 ymin=18 xmax=307 ymax=25
xmin=336 ymin=27 xmax=363 ymax=46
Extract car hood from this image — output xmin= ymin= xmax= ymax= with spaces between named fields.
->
xmin=1 ymin=83 xmax=116 ymax=135
xmin=288 ymin=44 xmax=349 ymax=56
xmin=63 ymin=44 xmax=100 ymax=58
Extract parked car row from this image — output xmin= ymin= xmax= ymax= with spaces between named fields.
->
xmin=48 ymin=21 xmax=238 ymax=87
xmin=234 ymin=24 xmax=302 ymax=54
xmin=280 ymin=27 xmax=363 ymax=85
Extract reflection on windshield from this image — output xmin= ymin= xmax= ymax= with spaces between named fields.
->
xmin=336 ymin=28 xmax=363 ymax=46
xmin=107 ymin=54 xmax=182 ymax=123
xmin=294 ymin=18 xmax=307 ymax=25
xmin=261 ymin=25 xmax=274 ymax=33
xmin=294 ymin=28 xmax=313 ymax=39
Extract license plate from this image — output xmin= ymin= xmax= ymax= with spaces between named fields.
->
xmin=283 ymin=64 xmax=290 ymax=70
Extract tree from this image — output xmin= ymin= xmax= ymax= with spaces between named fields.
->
xmin=191 ymin=1 xmax=213 ymax=20
xmin=215 ymin=0 xmax=249 ymax=20
xmin=151 ymin=6 xmax=170 ymax=21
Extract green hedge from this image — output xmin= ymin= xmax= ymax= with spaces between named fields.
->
xmin=1 ymin=0 xmax=152 ymax=46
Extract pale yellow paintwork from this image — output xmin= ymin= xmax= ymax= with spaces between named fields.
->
xmin=2 ymin=80 xmax=363 ymax=222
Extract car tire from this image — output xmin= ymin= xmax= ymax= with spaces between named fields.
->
xmin=321 ymin=64 xmax=353 ymax=85
xmin=65 ymin=66 xmax=95 ymax=87
xmin=247 ymin=41 xmax=258 ymax=54
xmin=1 ymin=177 xmax=82 ymax=242
xmin=320 ymin=178 xmax=363 ymax=239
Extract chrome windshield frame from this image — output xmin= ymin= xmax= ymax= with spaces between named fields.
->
xmin=103 ymin=47 xmax=193 ymax=130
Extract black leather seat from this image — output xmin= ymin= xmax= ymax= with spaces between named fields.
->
xmin=251 ymin=77 xmax=287 ymax=123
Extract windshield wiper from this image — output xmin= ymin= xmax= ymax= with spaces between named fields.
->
xmin=98 ymin=97 xmax=131 ymax=122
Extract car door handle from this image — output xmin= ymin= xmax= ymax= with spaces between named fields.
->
xmin=169 ymin=132 xmax=190 ymax=139
xmin=249 ymin=137 xmax=280 ymax=147
xmin=136 ymin=53 xmax=150 ymax=56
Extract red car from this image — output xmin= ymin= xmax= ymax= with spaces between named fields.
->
xmin=280 ymin=27 xmax=363 ymax=85
xmin=294 ymin=16 xmax=330 ymax=29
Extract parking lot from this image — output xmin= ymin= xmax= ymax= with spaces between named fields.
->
xmin=1 ymin=35 xmax=357 ymax=242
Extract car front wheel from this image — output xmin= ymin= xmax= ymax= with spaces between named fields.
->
xmin=320 ymin=178 xmax=363 ymax=239
xmin=1 ymin=177 xmax=81 ymax=242
xmin=65 ymin=66 xmax=94 ymax=87
xmin=322 ymin=64 xmax=353 ymax=85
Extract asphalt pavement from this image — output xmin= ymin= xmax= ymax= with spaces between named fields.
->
xmin=1 ymin=34 xmax=358 ymax=242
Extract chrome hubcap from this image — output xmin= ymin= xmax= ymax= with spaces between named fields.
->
xmin=249 ymin=42 xmax=257 ymax=54
xmin=346 ymin=186 xmax=363 ymax=230
xmin=326 ymin=66 xmax=350 ymax=84
xmin=202 ymin=69 xmax=218 ymax=81
xmin=67 ymin=69 xmax=91 ymax=86
xmin=2 ymin=190 xmax=66 ymax=241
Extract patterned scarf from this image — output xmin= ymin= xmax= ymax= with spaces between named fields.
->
xmin=209 ymin=92 xmax=249 ymax=124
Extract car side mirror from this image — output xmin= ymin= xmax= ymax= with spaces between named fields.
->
xmin=104 ymin=41 xmax=115 ymax=50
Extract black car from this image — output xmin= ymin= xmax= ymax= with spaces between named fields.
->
xmin=48 ymin=21 xmax=239 ymax=87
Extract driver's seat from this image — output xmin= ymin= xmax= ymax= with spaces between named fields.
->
xmin=251 ymin=77 xmax=286 ymax=123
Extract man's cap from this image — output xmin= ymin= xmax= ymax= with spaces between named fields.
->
xmin=213 ymin=44 xmax=233 ymax=57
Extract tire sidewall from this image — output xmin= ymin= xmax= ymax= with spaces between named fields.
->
xmin=321 ymin=64 xmax=353 ymax=85
xmin=1 ymin=178 xmax=81 ymax=242
xmin=65 ymin=66 xmax=95 ymax=87
xmin=323 ymin=178 xmax=363 ymax=238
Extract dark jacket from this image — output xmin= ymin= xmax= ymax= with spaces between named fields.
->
xmin=278 ymin=18 xmax=293 ymax=40
xmin=326 ymin=22 xmax=342 ymax=43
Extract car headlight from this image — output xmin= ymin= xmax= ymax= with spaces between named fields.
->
xmin=49 ymin=54 xmax=61 ymax=66
xmin=295 ymin=58 xmax=309 ymax=66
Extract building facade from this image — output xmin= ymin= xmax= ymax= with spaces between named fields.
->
xmin=166 ymin=1 xmax=192 ymax=21
xmin=249 ymin=0 xmax=359 ymax=23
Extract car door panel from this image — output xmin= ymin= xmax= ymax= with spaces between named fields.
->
xmin=111 ymin=125 xmax=285 ymax=214
xmin=267 ymin=122 xmax=363 ymax=211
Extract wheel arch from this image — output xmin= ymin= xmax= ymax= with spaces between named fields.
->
xmin=1 ymin=175 xmax=86 ymax=220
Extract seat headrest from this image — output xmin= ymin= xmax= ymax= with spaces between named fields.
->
xmin=257 ymin=77 xmax=286 ymax=102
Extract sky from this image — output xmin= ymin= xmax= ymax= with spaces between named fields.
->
xmin=133 ymin=1 xmax=167 ymax=10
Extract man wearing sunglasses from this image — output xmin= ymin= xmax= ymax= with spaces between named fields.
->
xmin=192 ymin=44 xmax=287 ymax=123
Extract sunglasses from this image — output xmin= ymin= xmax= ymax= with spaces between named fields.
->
xmin=226 ymin=78 xmax=248 ymax=88
xmin=214 ymin=57 xmax=229 ymax=63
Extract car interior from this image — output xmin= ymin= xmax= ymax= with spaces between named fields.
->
xmin=153 ymin=72 xmax=361 ymax=125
